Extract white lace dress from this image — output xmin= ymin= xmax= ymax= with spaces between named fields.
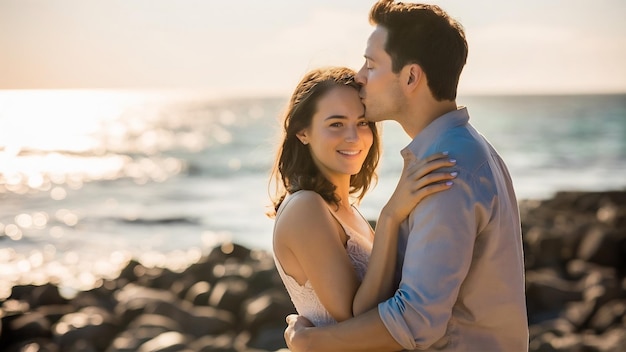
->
xmin=273 ymin=193 xmax=374 ymax=327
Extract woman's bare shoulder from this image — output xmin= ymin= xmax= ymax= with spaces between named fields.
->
xmin=274 ymin=191 xmax=336 ymax=243
xmin=279 ymin=190 xmax=326 ymax=216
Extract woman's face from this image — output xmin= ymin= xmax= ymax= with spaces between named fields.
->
xmin=297 ymin=85 xmax=373 ymax=185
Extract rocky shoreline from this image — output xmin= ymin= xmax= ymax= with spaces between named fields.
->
xmin=522 ymin=190 xmax=626 ymax=351
xmin=1 ymin=190 xmax=625 ymax=351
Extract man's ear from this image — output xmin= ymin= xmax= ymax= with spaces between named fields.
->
xmin=404 ymin=64 xmax=423 ymax=90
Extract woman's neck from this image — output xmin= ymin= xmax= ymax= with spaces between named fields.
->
xmin=334 ymin=186 xmax=353 ymax=212
xmin=325 ymin=174 xmax=353 ymax=211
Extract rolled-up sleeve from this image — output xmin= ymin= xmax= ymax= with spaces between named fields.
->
xmin=378 ymin=172 xmax=483 ymax=350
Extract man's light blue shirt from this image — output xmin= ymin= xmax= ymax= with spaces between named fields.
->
xmin=378 ymin=107 xmax=529 ymax=351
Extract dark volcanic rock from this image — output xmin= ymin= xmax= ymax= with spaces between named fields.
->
xmin=522 ymin=190 xmax=626 ymax=351
xmin=0 ymin=241 xmax=294 ymax=351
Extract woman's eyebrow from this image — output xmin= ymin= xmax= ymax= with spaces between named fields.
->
xmin=324 ymin=115 xmax=347 ymax=121
xmin=324 ymin=114 xmax=365 ymax=121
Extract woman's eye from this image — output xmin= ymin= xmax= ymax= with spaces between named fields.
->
xmin=330 ymin=122 xmax=342 ymax=127
xmin=358 ymin=121 xmax=370 ymax=127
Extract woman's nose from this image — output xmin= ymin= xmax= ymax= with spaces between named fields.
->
xmin=345 ymin=126 xmax=358 ymax=142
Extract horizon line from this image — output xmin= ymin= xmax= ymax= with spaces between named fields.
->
xmin=1 ymin=87 xmax=625 ymax=100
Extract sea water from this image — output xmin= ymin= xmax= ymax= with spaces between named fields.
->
xmin=0 ymin=90 xmax=624 ymax=294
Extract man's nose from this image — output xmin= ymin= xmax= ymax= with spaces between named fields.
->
xmin=355 ymin=66 xmax=367 ymax=85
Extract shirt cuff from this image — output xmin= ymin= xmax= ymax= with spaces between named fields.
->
xmin=378 ymin=299 xmax=417 ymax=350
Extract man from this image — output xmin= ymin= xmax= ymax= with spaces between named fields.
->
xmin=284 ymin=1 xmax=529 ymax=351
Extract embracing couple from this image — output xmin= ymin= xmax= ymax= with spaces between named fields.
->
xmin=268 ymin=1 xmax=529 ymax=351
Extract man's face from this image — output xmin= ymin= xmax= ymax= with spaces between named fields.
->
xmin=355 ymin=26 xmax=405 ymax=123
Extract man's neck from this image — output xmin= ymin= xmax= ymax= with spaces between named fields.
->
xmin=400 ymin=99 xmax=458 ymax=139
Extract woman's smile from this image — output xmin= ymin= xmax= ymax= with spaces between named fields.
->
xmin=337 ymin=149 xmax=362 ymax=157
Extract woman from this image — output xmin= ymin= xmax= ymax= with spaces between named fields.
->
xmin=269 ymin=67 xmax=456 ymax=326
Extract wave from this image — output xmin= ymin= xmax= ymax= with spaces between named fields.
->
xmin=115 ymin=216 xmax=201 ymax=226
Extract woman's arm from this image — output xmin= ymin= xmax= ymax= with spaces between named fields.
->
xmin=274 ymin=191 xmax=362 ymax=321
xmin=352 ymin=152 xmax=456 ymax=315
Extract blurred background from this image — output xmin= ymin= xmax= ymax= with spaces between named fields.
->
xmin=1 ymin=0 xmax=625 ymax=296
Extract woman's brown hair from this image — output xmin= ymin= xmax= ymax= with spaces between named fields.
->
xmin=268 ymin=67 xmax=380 ymax=217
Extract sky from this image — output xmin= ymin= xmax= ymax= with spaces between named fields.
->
xmin=1 ymin=0 xmax=625 ymax=96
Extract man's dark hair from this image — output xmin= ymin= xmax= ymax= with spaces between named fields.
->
xmin=370 ymin=0 xmax=468 ymax=101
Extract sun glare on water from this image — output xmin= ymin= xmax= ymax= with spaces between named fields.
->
xmin=0 ymin=90 xmax=138 ymax=152
xmin=0 ymin=90 xmax=184 ymax=194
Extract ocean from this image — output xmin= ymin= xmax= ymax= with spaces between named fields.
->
xmin=1 ymin=90 xmax=625 ymax=296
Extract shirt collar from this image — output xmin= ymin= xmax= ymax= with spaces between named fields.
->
xmin=401 ymin=107 xmax=469 ymax=159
